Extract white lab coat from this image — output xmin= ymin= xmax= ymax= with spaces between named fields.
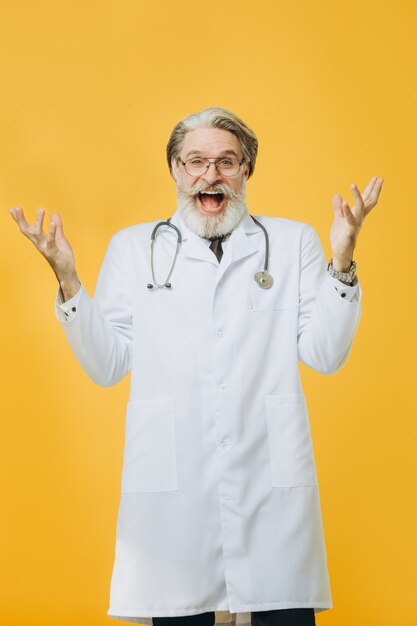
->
xmin=54 ymin=209 xmax=361 ymax=626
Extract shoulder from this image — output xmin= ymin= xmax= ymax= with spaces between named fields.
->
xmin=254 ymin=215 xmax=317 ymax=239
xmin=253 ymin=216 xmax=323 ymax=262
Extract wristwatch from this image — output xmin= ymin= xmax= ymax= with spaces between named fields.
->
xmin=327 ymin=259 xmax=357 ymax=285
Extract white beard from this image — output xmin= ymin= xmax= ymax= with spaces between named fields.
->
xmin=176 ymin=178 xmax=248 ymax=239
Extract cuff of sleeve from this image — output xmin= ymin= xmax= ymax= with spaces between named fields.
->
xmin=54 ymin=283 xmax=83 ymax=323
xmin=326 ymin=273 xmax=360 ymax=303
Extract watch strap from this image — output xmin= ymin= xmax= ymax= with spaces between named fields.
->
xmin=327 ymin=259 xmax=357 ymax=284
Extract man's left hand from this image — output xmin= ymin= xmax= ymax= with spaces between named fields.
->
xmin=330 ymin=175 xmax=384 ymax=271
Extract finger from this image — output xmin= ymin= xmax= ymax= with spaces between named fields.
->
xmin=369 ymin=177 xmax=384 ymax=201
xmin=363 ymin=176 xmax=384 ymax=205
xmin=350 ymin=183 xmax=365 ymax=216
xmin=33 ymin=208 xmax=46 ymax=236
xmin=55 ymin=219 xmax=64 ymax=239
xmin=332 ymin=194 xmax=344 ymax=219
xmin=363 ymin=177 xmax=384 ymax=216
xmin=50 ymin=212 xmax=64 ymax=232
xmin=45 ymin=218 xmax=57 ymax=251
xmin=341 ymin=200 xmax=357 ymax=226
xmin=361 ymin=176 xmax=378 ymax=201
xmin=10 ymin=206 xmax=31 ymax=232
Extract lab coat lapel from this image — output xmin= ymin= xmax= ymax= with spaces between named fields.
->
xmin=217 ymin=211 xmax=262 ymax=283
xmin=163 ymin=210 xmax=218 ymax=265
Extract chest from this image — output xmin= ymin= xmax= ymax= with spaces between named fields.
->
xmin=130 ymin=239 xmax=301 ymax=334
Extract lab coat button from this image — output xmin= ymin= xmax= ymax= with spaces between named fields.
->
xmin=71 ymin=306 xmax=77 ymax=312
xmin=219 ymin=439 xmax=230 ymax=450
xmin=216 ymin=329 xmax=224 ymax=337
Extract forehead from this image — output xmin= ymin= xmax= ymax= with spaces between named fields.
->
xmin=181 ymin=128 xmax=242 ymax=158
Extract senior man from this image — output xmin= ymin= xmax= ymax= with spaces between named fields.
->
xmin=9 ymin=106 xmax=383 ymax=626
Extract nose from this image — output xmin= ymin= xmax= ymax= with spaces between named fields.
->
xmin=201 ymin=161 xmax=223 ymax=185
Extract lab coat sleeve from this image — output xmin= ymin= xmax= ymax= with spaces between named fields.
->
xmin=54 ymin=233 xmax=133 ymax=387
xmin=326 ymin=274 xmax=360 ymax=303
xmin=297 ymin=224 xmax=362 ymax=375
xmin=55 ymin=284 xmax=83 ymax=321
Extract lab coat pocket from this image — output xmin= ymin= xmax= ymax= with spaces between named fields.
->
xmin=265 ymin=393 xmax=317 ymax=488
xmin=121 ymin=397 xmax=178 ymax=493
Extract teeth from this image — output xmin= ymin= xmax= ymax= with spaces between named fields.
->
xmin=201 ymin=191 xmax=222 ymax=194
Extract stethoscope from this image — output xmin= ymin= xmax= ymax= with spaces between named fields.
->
xmin=147 ymin=215 xmax=273 ymax=290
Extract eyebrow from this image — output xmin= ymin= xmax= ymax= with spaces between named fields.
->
xmin=184 ymin=149 xmax=240 ymax=159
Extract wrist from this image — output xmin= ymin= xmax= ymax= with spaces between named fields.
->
xmin=58 ymin=273 xmax=81 ymax=302
xmin=332 ymin=256 xmax=353 ymax=272
xmin=327 ymin=258 xmax=357 ymax=285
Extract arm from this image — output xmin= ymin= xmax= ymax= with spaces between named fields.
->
xmin=297 ymin=175 xmax=384 ymax=374
xmin=54 ymin=234 xmax=133 ymax=387
xmin=59 ymin=275 xmax=82 ymax=302
xmin=9 ymin=205 xmax=132 ymax=387
xmin=297 ymin=225 xmax=361 ymax=374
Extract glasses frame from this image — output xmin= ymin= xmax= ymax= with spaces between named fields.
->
xmin=179 ymin=156 xmax=246 ymax=178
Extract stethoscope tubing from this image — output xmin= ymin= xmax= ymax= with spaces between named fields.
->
xmin=149 ymin=220 xmax=182 ymax=288
xmin=147 ymin=215 xmax=272 ymax=289
xmin=250 ymin=215 xmax=269 ymax=273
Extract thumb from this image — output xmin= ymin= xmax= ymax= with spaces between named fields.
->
xmin=332 ymin=194 xmax=344 ymax=219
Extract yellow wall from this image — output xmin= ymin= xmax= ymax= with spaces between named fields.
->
xmin=1 ymin=1 xmax=415 ymax=624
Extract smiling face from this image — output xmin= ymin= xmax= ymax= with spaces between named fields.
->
xmin=171 ymin=128 xmax=250 ymax=238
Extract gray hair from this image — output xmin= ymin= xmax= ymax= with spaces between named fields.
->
xmin=166 ymin=106 xmax=258 ymax=180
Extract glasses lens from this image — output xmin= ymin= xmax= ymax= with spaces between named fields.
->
xmin=185 ymin=158 xmax=207 ymax=176
xmin=185 ymin=158 xmax=241 ymax=177
xmin=217 ymin=158 xmax=239 ymax=176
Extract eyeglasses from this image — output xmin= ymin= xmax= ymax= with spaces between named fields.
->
xmin=180 ymin=156 xmax=245 ymax=177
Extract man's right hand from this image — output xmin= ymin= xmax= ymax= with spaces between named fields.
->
xmin=9 ymin=206 xmax=81 ymax=301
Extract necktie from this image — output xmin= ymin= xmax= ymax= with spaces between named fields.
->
xmin=208 ymin=235 xmax=225 ymax=263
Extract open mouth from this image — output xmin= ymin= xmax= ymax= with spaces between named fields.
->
xmin=197 ymin=192 xmax=226 ymax=213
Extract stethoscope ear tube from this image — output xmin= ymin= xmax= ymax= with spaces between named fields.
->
xmin=150 ymin=219 xmax=182 ymax=244
xmin=147 ymin=215 xmax=273 ymax=289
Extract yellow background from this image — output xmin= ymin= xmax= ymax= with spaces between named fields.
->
xmin=1 ymin=1 xmax=415 ymax=624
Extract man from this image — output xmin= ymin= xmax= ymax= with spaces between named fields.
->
xmin=9 ymin=106 xmax=384 ymax=626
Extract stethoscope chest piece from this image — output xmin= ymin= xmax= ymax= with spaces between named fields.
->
xmin=254 ymin=270 xmax=274 ymax=289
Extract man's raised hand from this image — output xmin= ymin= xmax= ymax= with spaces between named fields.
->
xmin=9 ymin=206 xmax=81 ymax=297
xmin=330 ymin=176 xmax=384 ymax=271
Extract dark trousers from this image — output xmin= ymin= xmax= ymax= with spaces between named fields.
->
xmin=153 ymin=608 xmax=315 ymax=626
